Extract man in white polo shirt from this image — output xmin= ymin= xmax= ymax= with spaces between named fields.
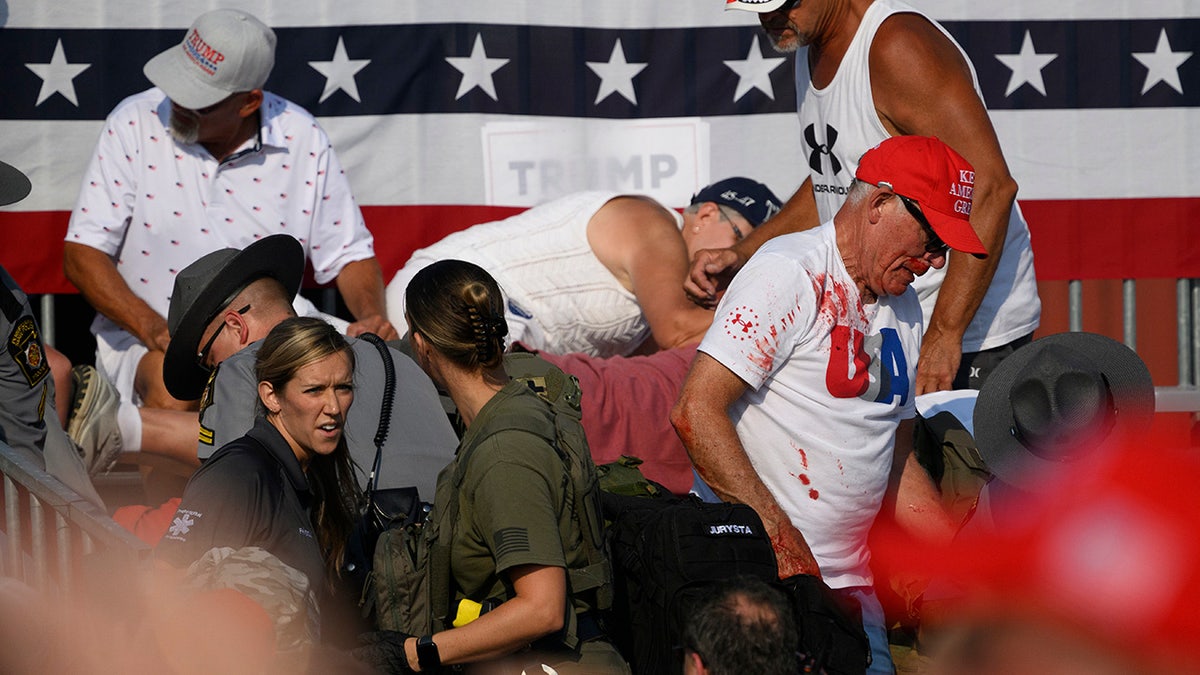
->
xmin=64 ymin=8 xmax=394 ymax=416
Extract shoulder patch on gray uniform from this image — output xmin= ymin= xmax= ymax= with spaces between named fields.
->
xmin=8 ymin=317 xmax=49 ymax=388
xmin=198 ymin=366 xmax=219 ymax=445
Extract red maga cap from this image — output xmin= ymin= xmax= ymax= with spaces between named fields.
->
xmin=856 ymin=135 xmax=987 ymax=258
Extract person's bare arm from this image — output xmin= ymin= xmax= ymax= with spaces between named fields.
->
xmin=403 ymin=564 xmax=567 ymax=668
xmin=684 ymin=176 xmax=819 ymax=307
xmin=138 ymin=408 xmax=203 ymax=469
xmin=62 ymin=242 xmax=170 ymax=351
xmin=884 ymin=417 xmax=958 ymax=544
xmin=872 ymin=14 xmax=1019 ymax=393
xmin=590 ymin=197 xmax=717 ymax=350
xmin=671 ymin=352 xmax=820 ymax=578
xmin=335 ymin=256 xmax=398 ymax=340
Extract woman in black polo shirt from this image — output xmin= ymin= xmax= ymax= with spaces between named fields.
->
xmin=156 ymin=316 xmax=362 ymax=641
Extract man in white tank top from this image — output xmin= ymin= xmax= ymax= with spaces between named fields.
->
xmin=690 ymin=0 xmax=1040 ymax=394
xmin=386 ymin=178 xmax=782 ymax=358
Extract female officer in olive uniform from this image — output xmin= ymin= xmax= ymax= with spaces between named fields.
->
xmin=387 ymin=259 xmax=628 ymax=674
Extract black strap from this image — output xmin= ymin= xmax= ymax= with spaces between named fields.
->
xmin=0 ymin=280 xmax=24 ymax=323
xmin=358 ymin=333 xmax=396 ymax=505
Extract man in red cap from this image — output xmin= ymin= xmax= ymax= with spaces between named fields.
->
xmin=673 ymin=135 xmax=980 ymax=674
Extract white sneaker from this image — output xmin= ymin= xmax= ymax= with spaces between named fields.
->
xmin=66 ymin=365 xmax=123 ymax=476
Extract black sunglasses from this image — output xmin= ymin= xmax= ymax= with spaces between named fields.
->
xmin=716 ymin=204 xmax=746 ymax=241
xmin=897 ymin=194 xmax=948 ymax=255
xmin=773 ymin=0 xmax=801 ymax=12
xmin=196 ymin=304 xmax=251 ymax=368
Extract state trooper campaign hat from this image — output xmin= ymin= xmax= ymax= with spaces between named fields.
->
xmin=0 ymin=160 xmax=32 ymax=206
xmin=973 ymin=331 xmax=1155 ymax=491
xmin=690 ymin=177 xmax=783 ymax=228
xmin=162 ymin=235 xmax=303 ymax=401
xmin=144 ymin=9 xmax=276 ymax=110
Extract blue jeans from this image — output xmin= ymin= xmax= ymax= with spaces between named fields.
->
xmin=833 ymin=585 xmax=893 ymax=675
xmin=689 ymin=468 xmax=721 ymax=503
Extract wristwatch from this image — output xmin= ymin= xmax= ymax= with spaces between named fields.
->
xmin=416 ymin=634 xmax=441 ymax=671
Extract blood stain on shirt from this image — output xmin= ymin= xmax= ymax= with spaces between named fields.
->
xmin=790 ymin=441 xmax=809 ymax=469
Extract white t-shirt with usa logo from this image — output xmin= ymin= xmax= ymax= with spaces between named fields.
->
xmin=699 ymin=221 xmax=922 ymax=589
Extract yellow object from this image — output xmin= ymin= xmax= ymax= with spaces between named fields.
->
xmin=452 ymin=599 xmax=484 ymax=628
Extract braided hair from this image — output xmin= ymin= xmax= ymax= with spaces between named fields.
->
xmin=405 ymin=259 xmax=508 ymax=370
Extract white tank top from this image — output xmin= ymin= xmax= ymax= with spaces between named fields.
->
xmin=389 ymin=192 xmax=656 ymax=357
xmin=795 ymin=0 xmax=1040 ymax=352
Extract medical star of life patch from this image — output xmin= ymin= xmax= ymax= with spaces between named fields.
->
xmin=167 ymin=510 xmax=199 ymax=540
xmin=8 ymin=316 xmax=49 ymax=388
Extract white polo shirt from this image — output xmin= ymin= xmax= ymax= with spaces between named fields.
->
xmin=67 ymin=88 xmax=375 ymax=338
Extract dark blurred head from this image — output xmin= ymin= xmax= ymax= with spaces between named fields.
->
xmin=681 ymin=576 xmax=798 ymax=675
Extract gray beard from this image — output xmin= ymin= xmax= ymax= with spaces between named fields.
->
xmin=765 ymin=31 xmax=801 ymax=54
xmin=168 ymin=111 xmax=199 ymax=145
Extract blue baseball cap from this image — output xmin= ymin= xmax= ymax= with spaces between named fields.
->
xmin=690 ymin=177 xmax=782 ymax=228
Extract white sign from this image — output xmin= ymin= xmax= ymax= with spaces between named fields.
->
xmin=482 ymin=118 xmax=710 ymax=207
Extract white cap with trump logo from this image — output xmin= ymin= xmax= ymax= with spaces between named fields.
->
xmin=144 ymin=9 xmax=276 ymax=111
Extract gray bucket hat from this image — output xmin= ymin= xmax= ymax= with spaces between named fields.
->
xmin=162 ymin=234 xmax=302 ymax=400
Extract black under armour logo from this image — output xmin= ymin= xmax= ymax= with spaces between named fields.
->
xmin=804 ymin=124 xmax=842 ymax=176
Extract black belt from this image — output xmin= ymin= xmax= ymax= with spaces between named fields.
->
xmin=531 ymin=611 xmax=606 ymax=652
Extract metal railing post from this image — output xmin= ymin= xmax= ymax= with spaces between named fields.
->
xmin=1123 ymin=279 xmax=1136 ymax=350
xmin=1190 ymin=279 xmax=1199 ymax=388
xmin=1180 ymin=279 xmax=1194 ymax=387
xmin=1068 ymin=279 xmax=1083 ymax=332
xmin=5 ymin=476 xmax=22 ymax=579
xmin=30 ymin=497 xmax=47 ymax=591
xmin=57 ymin=512 xmax=74 ymax=597
xmin=39 ymin=295 xmax=56 ymax=347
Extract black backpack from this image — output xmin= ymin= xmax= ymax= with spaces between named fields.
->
xmin=777 ymin=574 xmax=870 ymax=675
xmin=601 ymin=492 xmax=779 ymax=675
xmin=601 ymin=488 xmax=871 ymax=675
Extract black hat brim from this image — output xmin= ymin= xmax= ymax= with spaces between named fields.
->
xmin=162 ymin=236 xmax=303 ymax=400
xmin=0 ymin=161 xmax=32 ymax=206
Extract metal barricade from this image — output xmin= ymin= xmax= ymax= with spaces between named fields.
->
xmin=1065 ymin=278 xmax=1200 ymax=429
xmin=0 ymin=441 xmax=151 ymax=597
xmin=34 ymin=280 xmax=1200 ymax=424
